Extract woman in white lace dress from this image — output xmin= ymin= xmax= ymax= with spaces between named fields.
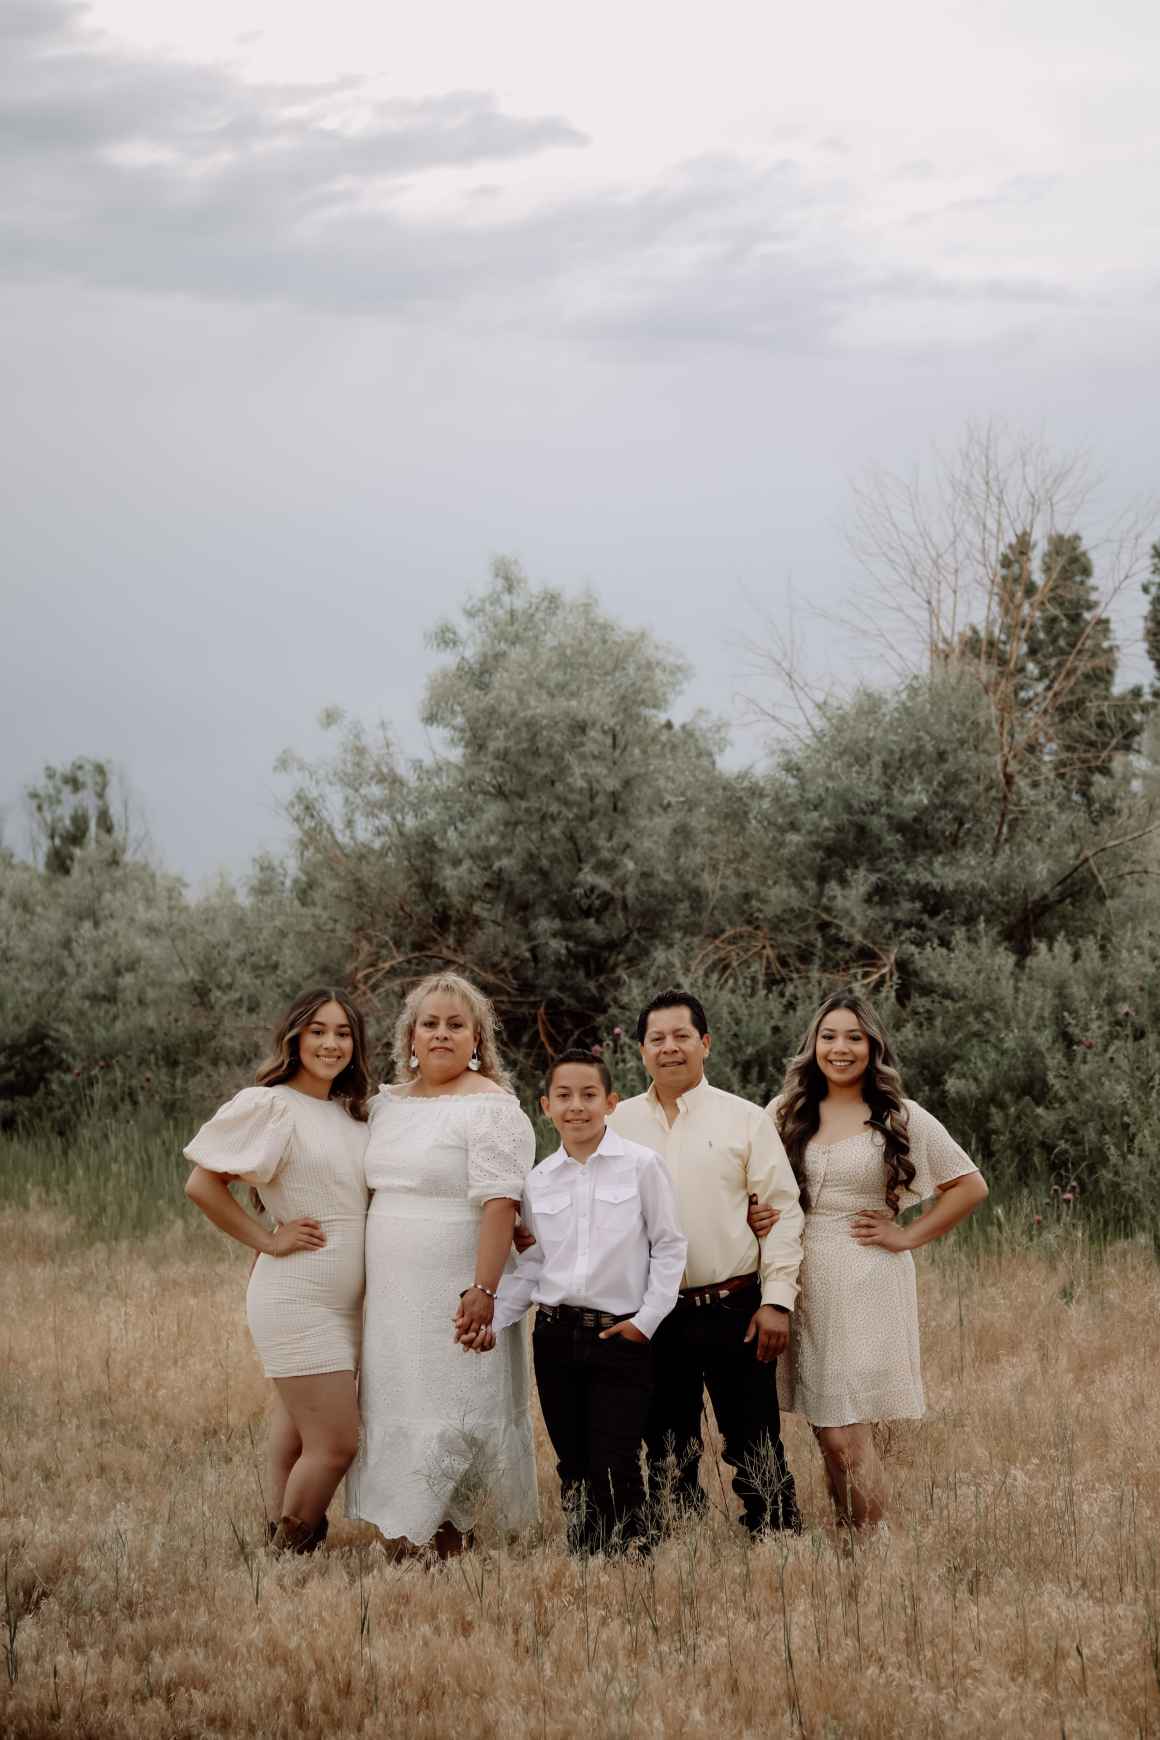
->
xmin=347 ymin=974 xmax=537 ymax=1557
xmin=184 ymin=989 xmax=371 ymax=1553
xmin=768 ymin=991 xmax=988 ymax=1530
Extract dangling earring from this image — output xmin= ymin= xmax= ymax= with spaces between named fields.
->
xmin=468 ymin=1051 xmax=481 ymax=1072
xmin=409 ymin=1051 xmax=419 ymax=1070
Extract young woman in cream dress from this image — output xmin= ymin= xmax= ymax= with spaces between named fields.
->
xmin=768 ymin=990 xmax=988 ymax=1530
xmin=347 ymin=973 xmax=537 ymax=1559
xmin=184 ymin=988 xmax=370 ymax=1552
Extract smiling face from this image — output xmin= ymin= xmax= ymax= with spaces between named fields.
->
xmin=640 ymin=1004 xmax=711 ymax=1100
xmin=541 ymin=1062 xmax=618 ymax=1153
xmin=294 ymin=999 xmax=355 ymax=1090
xmin=814 ymin=1007 xmax=872 ymax=1092
xmin=411 ymin=991 xmax=478 ymax=1086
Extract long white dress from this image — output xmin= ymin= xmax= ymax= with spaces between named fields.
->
xmin=347 ymin=1088 xmax=539 ymax=1545
xmin=184 ymin=1085 xmax=370 ymax=1378
xmin=774 ymin=1099 xmax=977 ymax=1427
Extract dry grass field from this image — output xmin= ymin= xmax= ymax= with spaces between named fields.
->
xmin=3 ymin=1205 xmax=1160 ymax=1740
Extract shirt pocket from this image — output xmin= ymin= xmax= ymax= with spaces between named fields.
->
xmin=533 ymin=1190 xmax=572 ymax=1245
xmin=593 ymin=1181 xmax=640 ymax=1234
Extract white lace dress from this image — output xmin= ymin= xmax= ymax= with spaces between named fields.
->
xmin=774 ymin=1099 xmax=977 ymax=1427
xmin=184 ymin=1085 xmax=370 ymax=1378
xmin=347 ymin=1088 xmax=539 ymax=1545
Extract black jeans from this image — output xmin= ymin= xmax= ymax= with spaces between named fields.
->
xmin=645 ymin=1281 xmax=800 ymax=1534
xmin=532 ymin=1312 xmax=654 ymax=1555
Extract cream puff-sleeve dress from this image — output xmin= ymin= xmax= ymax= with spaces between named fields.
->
xmin=347 ymin=1088 xmax=538 ymax=1545
xmin=770 ymin=1098 xmax=978 ymax=1427
xmin=184 ymin=1085 xmax=369 ymax=1378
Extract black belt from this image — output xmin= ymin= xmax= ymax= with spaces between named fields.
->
xmin=536 ymin=1303 xmax=623 ymax=1332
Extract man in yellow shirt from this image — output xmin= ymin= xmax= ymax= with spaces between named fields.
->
xmin=609 ymin=988 xmax=804 ymax=1535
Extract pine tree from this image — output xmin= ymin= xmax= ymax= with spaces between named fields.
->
xmin=1024 ymin=532 xmax=1146 ymax=810
xmin=960 ymin=529 xmax=1036 ymax=702
xmin=1143 ymin=539 xmax=1160 ymax=698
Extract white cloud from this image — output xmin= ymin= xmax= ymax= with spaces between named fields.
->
xmin=8 ymin=0 xmax=1157 ymax=356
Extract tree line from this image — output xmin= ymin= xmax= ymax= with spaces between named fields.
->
xmin=5 ymin=432 xmax=1160 ymax=1222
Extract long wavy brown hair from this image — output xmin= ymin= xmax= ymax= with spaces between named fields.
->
xmin=255 ymin=987 xmax=371 ymax=1122
xmin=392 ymin=973 xmax=514 ymax=1093
xmin=774 ymin=990 xmax=914 ymax=1214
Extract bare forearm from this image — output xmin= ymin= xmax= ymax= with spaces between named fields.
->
xmin=474 ymin=1199 xmax=519 ymax=1291
xmin=185 ymin=1168 xmax=273 ymax=1255
xmin=903 ymin=1175 xmax=988 ymax=1250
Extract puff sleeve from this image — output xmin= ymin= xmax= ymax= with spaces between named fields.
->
xmin=900 ymin=1100 xmax=977 ymax=1207
xmin=465 ymin=1094 xmax=535 ymax=1207
xmin=184 ymin=1086 xmax=292 ymax=1186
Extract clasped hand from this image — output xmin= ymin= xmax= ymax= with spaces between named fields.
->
xmin=453 ymin=1288 xmax=495 ymax=1353
xmin=452 ymin=1309 xmax=649 ymax=1354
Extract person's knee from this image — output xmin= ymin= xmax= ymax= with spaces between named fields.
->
xmin=272 ymin=1443 xmax=301 ymax=1478
xmin=817 ymin=1427 xmax=860 ymax=1470
xmin=337 ymin=1426 xmax=362 ymax=1468
xmin=316 ymin=1426 xmax=360 ymax=1472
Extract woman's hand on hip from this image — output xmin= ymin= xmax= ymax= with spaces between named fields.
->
xmin=268 ymin=1218 xmax=325 ymax=1256
xmin=850 ymin=1211 xmax=911 ymax=1252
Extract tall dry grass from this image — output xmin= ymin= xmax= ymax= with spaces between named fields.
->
xmin=3 ymin=1203 xmax=1159 ymax=1739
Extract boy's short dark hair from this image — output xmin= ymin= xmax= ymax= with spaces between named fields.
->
xmin=543 ymin=1048 xmax=613 ymax=1096
xmin=635 ymin=989 xmax=709 ymax=1044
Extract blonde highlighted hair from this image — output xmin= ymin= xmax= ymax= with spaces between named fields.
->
xmin=392 ymin=973 xmax=514 ymax=1093
xmin=255 ymin=986 xmax=371 ymax=1122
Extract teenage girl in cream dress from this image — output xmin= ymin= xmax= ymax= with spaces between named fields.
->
xmin=184 ymin=988 xmax=370 ymax=1552
xmin=767 ymin=989 xmax=988 ymax=1530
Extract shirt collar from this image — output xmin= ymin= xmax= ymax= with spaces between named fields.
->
xmin=543 ymin=1124 xmax=627 ymax=1168
xmin=645 ymin=1071 xmax=711 ymax=1118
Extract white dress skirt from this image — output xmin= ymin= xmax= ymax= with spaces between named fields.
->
xmin=347 ymin=1088 xmax=539 ymax=1546
xmin=774 ymin=1099 xmax=978 ymax=1427
xmin=184 ymin=1085 xmax=370 ymax=1378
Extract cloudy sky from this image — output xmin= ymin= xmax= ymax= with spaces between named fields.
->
xmin=3 ymin=0 xmax=1158 ymax=880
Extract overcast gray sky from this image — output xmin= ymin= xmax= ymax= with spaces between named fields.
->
xmin=3 ymin=0 xmax=1158 ymax=881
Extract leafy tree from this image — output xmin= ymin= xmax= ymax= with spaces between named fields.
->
xmin=284 ymin=558 xmax=741 ymax=1069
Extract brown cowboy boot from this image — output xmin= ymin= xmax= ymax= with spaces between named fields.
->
xmin=271 ymin=1514 xmax=329 ymax=1554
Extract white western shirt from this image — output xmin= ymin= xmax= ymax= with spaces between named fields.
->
xmin=610 ymin=1075 xmax=804 ymax=1312
xmin=492 ymin=1126 xmax=687 ymax=1340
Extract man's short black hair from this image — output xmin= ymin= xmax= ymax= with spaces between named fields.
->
xmin=635 ymin=989 xmax=709 ymax=1044
xmin=543 ymin=1048 xmax=614 ymax=1097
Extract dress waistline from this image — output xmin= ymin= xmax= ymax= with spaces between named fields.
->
xmin=367 ymin=1194 xmax=479 ymax=1223
xmin=806 ymin=1207 xmax=890 ymax=1220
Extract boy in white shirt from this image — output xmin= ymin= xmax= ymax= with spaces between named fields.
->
xmin=461 ymin=1049 xmax=686 ymax=1555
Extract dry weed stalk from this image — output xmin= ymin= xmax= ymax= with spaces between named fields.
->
xmin=2 ymin=1205 xmax=1159 ymax=1738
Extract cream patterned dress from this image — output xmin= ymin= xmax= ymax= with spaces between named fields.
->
xmin=184 ymin=1085 xmax=369 ymax=1378
xmin=347 ymin=1089 xmax=538 ymax=1546
xmin=772 ymin=1099 xmax=977 ymax=1427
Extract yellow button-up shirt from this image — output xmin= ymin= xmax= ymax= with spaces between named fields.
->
xmin=609 ymin=1074 xmax=804 ymax=1311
